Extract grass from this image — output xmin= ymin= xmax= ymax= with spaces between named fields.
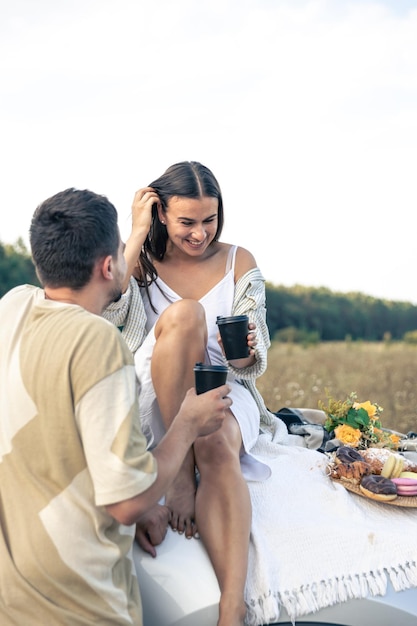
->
xmin=257 ymin=341 xmax=417 ymax=436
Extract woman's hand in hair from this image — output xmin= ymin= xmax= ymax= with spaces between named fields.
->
xmin=131 ymin=187 xmax=160 ymax=238
xmin=122 ymin=187 xmax=160 ymax=291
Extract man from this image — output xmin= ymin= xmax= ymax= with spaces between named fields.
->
xmin=0 ymin=188 xmax=231 ymax=625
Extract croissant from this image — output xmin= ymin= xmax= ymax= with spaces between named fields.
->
xmin=329 ymin=460 xmax=371 ymax=483
xmin=328 ymin=446 xmax=371 ymax=484
xmin=361 ymin=448 xmax=417 ymax=475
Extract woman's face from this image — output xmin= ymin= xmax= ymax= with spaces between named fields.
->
xmin=159 ymin=195 xmax=219 ymax=256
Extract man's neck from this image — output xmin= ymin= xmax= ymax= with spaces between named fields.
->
xmin=43 ymin=285 xmax=104 ymax=315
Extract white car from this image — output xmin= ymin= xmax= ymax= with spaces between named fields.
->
xmin=134 ymin=437 xmax=417 ymax=626
xmin=133 ymin=526 xmax=417 ymax=626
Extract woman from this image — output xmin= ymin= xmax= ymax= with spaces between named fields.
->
xmin=104 ymin=161 xmax=275 ymax=626
xmin=104 ymin=163 xmax=417 ymax=626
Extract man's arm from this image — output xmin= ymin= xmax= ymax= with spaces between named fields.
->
xmin=105 ymin=385 xmax=231 ymax=525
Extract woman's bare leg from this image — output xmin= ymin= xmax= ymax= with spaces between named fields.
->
xmin=151 ymin=299 xmax=207 ymax=537
xmin=194 ymin=413 xmax=250 ymax=626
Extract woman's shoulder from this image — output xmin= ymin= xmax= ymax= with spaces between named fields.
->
xmin=213 ymin=242 xmax=257 ymax=281
xmin=218 ymin=242 xmax=256 ymax=264
xmin=231 ymin=245 xmax=257 ymax=280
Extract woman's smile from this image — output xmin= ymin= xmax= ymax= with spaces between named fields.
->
xmin=159 ymin=195 xmax=219 ymax=256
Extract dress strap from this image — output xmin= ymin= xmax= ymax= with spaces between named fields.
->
xmin=225 ymin=245 xmax=238 ymax=275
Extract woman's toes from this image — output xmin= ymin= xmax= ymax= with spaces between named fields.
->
xmin=170 ymin=513 xmax=180 ymax=531
xmin=184 ymin=518 xmax=196 ymax=539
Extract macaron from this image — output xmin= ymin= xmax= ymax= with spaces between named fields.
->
xmin=392 ymin=456 xmax=405 ymax=478
xmin=381 ymin=455 xmax=404 ymax=478
xmin=391 ymin=477 xmax=417 ymax=496
xmin=399 ymin=471 xmax=417 ymax=479
xmin=381 ymin=455 xmax=396 ymax=478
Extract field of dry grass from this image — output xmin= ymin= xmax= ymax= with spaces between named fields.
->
xmin=257 ymin=341 xmax=417 ymax=435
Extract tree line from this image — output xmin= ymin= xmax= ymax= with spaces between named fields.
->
xmin=266 ymin=283 xmax=417 ymax=342
xmin=2 ymin=240 xmax=417 ymax=342
xmin=0 ymin=239 xmax=40 ymax=297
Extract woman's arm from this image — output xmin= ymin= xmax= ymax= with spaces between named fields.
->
xmin=227 ymin=267 xmax=270 ymax=380
xmin=103 ymin=188 xmax=159 ymax=352
xmin=103 ymin=277 xmax=148 ymax=353
xmin=122 ymin=188 xmax=160 ymax=292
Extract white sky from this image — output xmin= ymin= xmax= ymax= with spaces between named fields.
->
xmin=1 ymin=0 xmax=417 ymax=302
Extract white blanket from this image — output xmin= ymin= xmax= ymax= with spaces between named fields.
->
xmin=245 ymin=421 xmax=417 ymax=624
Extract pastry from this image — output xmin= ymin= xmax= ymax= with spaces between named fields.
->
xmin=381 ymin=455 xmax=404 ymax=478
xmin=328 ymin=446 xmax=371 ymax=483
xmin=336 ymin=446 xmax=365 ymax=464
xmin=400 ymin=471 xmax=417 ymax=479
xmin=391 ymin=477 xmax=417 ymax=496
xmin=361 ymin=448 xmax=417 ymax=475
xmin=359 ymin=474 xmax=398 ymax=502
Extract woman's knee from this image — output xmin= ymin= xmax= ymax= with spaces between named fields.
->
xmin=194 ymin=419 xmax=242 ymax=468
xmin=156 ymin=300 xmax=207 ymax=338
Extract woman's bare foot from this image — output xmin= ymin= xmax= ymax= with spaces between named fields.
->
xmin=165 ymin=468 xmax=198 ymax=538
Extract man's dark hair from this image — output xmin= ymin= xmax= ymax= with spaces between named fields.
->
xmin=30 ymin=188 xmax=119 ymax=289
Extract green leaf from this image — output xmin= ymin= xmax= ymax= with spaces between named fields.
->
xmin=345 ymin=408 xmax=360 ymax=428
xmin=354 ymin=408 xmax=370 ymax=427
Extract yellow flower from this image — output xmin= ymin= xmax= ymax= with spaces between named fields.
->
xmin=353 ymin=400 xmax=378 ymax=420
xmin=389 ymin=433 xmax=401 ymax=445
xmin=334 ymin=424 xmax=362 ymax=447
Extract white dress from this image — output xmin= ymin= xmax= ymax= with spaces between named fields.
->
xmin=134 ymin=245 xmax=271 ymax=481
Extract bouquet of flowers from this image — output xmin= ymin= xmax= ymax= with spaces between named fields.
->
xmin=319 ymin=391 xmax=401 ymax=449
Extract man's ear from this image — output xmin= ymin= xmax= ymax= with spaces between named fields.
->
xmin=100 ymin=255 xmax=114 ymax=280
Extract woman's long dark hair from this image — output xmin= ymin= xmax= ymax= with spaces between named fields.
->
xmin=135 ymin=162 xmax=224 ymax=301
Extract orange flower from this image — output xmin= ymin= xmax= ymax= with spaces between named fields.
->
xmin=334 ymin=424 xmax=362 ymax=447
xmin=389 ymin=433 xmax=401 ymax=445
xmin=353 ymin=400 xmax=378 ymax=420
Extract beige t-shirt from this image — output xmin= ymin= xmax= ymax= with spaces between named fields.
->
xmin=0 ymin=285 xmax=157 ymax=625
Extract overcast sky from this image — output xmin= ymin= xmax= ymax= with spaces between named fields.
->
xmin=1 ymin=0 xmax=416 ymax=302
